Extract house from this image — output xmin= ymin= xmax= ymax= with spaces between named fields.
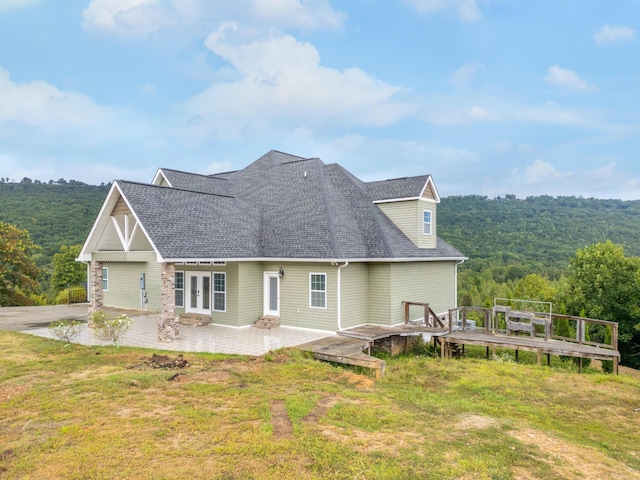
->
xmin=78 ymin=150 xmax=466 ymax=341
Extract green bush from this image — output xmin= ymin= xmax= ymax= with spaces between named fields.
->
xmin=90 ymin=310 xmax=132 ymax=347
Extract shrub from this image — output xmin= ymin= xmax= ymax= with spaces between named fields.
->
xmin=90 ymin=310 xmax=132 ymax=347
xmin=49 ymin=319 xmax=82 ymax=346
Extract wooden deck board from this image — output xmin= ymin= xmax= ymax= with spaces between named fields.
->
xmin=297 ymin=335 xmax=386 ymax=378
xmin=442 ymin=330 xmax=620 ymax=361
xmin=338 ymin=324 xmax=448 ymax=341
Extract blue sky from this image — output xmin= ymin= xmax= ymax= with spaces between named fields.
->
xmin=0 ymin=1 xmax=639 ymax=199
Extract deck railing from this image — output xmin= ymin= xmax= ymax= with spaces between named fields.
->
xmin=447 ymin=306 xmax=619 ymax=352
xmin=402 ymin=301 xmax=445 ymax=328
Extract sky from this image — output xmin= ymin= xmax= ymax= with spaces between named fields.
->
xmin=0 ymin=1 xmax=639 ymax=200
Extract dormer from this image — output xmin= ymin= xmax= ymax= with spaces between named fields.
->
xmin=369 ymin=175 xmax=440 ymax=249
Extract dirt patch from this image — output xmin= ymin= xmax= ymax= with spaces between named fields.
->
xmin=303 ymin=396 xmax=338 ymax=423
xmin=456 ymin=414 xmax=499 ymax=430
xmin=341 ymin=371 xmax=375 ymax=390
xmin=270 ymin=400 xmax=294 ymax=439
xmin=0 ymin=383 xmax=30 ymax=403
xmin=319 ymin=426 xmax=424 ymax=457
xmin=509 ymin=427 xmax=640 ymax=480
xmin=147 ymin=353 xmax=189 ymax=369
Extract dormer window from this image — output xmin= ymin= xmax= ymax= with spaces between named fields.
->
xmin=423 ymin=210 xmax=432 ymax=235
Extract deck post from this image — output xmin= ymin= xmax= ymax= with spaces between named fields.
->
xmin=404 ymin=302 xmax=410 ymax=324
xmin=578 ymin=357 xmax=583 ymax=373
xmin=424 ymin=304 xmax=429 ymax=326
xmin=537 ymin=348 xmax=542 ymax=366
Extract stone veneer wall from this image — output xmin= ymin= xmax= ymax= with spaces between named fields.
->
xmin=88 ymin=260 xmax=104 ymax=325
xmin=158 ymin=262 xmax=178 ymax=342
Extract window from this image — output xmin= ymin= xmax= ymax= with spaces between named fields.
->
xmin=310 ymin=273 xmax=327 ymax=309
xmin=175 ymin=271 xmax=184 ymax=308
xmin=423 ymin=210 xmax=432 ymax=235
xmin=213 ymin=273 xmax=226 ymax=311
xmin=102 ymin=267 xmax=108 ymax=291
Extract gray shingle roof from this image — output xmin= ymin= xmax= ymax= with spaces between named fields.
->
xmin=117 ymin=150 xmax=465 ymax=261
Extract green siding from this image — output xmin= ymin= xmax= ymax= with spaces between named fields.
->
xmin=389 ymin=262 xmax=456 ymax=325
xmin=237 ymin=262 xmax=263 ymax=327
xmin=263 ymin=262 xmax=337 ymax=331
xmin=367 ymin=264 xmax=391 ymax=325
xmin=377 ymin=200 xmax=437 ymax=249
xmin=210 ymin=263 xmax=238 ymax=326
xmin=102 ymin=260 xmax=161 ymax=311
xmin=339 ymin=263 xmax=369 ymax=329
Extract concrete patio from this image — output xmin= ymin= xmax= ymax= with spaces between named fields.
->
xmin=1 ymin=304 xmax=336 ymax=356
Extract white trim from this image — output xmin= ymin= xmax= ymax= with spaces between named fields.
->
xmin=174 ymin=270 xmax=184 ymax=308
xmin=212 ymin=272 xmax=226 ymax=312
xmin=77 ymin=181 xmax=163 ymax=262
xmin=422 ymin=209 xmax=432 ymax=236
xmin=263 ymin=272 xmax=280 ymax=316
xmin=418 ymin=175 xmax=441 ymax=203
xmin=151 ymin=168 xmax=172 ymax=187
xmin=309 ymin=272 xmax=327 ymax=309
xmin=373 ymin=196 xmax=437 ymax=204
xmin=186 ymin=272 xmax=211 ymax=315
xmin=162 ymin=256 xmax=467 ymax=263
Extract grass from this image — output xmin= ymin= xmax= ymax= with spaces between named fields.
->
xmin=1 ymin=332 xmax=639 ymax=479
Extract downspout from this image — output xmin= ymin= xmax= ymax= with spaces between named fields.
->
xmin=454 ymin=259 xmax=466 ymax=307
xmin=336 ymin=262 xmax=349 ymax=332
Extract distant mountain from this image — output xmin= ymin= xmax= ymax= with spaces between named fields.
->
xmin=438 ymin=195 xmax=640 ymax=275
xmin=3 ymin=182 xmax=640 ymax=277
xmin=0 ymin=182 xmax=109 ymax=258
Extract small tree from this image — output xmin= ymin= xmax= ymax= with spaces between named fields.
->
xmin=49 ymin=319 xmax=82 ymax=346
xmin=90 ymin=310 xmax=132 ymax=347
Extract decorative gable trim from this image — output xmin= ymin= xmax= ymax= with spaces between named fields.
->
xmin=77 ymin=181 xmax=163 ymax=262
xmin=419 ymin=176 xmax=440 ymax=203
xmin=151 ymin=168 xmax=172 ymax=187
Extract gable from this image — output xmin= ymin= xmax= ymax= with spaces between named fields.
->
xmin=78 ymin=183 xmax=157 ymax=261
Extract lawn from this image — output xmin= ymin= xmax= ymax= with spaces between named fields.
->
xmin=1 ymin=331 xmax=639 ymax=479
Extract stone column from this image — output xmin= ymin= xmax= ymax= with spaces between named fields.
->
xmin=158 ymin=262 xmax=179 ymax=342
xmin=88 ymin=260 xmax=104 ymax=325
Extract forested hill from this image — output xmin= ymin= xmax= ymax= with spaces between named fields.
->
xmin=0 ymin=182 xmax=109 ymax=258
xmin=438 ymin=195 xmax=640 ymax=276
xmin=3 ymin=181 xmax=640 ymax=278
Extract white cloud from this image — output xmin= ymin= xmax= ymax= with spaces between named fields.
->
xmin=408 ymin=0 xmax=482 ymax=22
xmin=449 ymin=62 xmax=484 ymax=87
xmin=524 ymin=159 xmax=570 ymax=184
xmin=0 ymin=68 xmax=114 ymax=130
xmin=594 ymin=25 xmax=635 ymax=45
xmin=180 ymin=25 xmax=415 ymax=136
xmin=544 ymin=65 xmax=598 ymax=93
xmin=0 ymin=0 xmax=40 ymax=10
xmin=82 ymin=0 xmax=346 ymax=37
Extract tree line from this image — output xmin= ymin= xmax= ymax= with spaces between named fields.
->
xmin=0 ymin=186 xmax=638 ymax=366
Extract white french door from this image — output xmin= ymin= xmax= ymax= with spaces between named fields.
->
xmin=263 ymin=272 xmax=280 ymax=316
xmin=187 ymin=273 xmax=211 ymax=315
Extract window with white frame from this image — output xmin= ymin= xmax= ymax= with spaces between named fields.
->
xmin=213 ymin=272 xmax=226 ymax=311
xmin=310 ymin=273 xmax=327 ymax=309
xmin=102 ymin=267 xmax=108 ymax=291
xmin=423 ymin=210 xmax=432 ymax=235
xmin=174 ymin=271 xmax=184 ymax=308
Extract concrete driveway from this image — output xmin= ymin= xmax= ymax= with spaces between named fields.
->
xmin=0 ymin=304 xmax=88 ymax=331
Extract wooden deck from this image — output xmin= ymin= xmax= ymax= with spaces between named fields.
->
xmin=442 ymin=330 xmax=620 ymax=361
xmin=297 ymin=335 xmax=387 ymax=379
xmin=298 ymin=323 xmax=447 ymax=379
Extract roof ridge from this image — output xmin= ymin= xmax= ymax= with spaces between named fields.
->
xmin=117 ymin=179 xmax=236 ymax=199
xmin=316 ymin=162 xmax=341 ymax=258
xmin=160 ymin=167 xmax=230 ymax=181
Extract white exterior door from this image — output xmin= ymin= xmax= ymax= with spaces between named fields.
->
xmin=263 ymin=272 xmax=280 ymax=316
xmin=187 ymin=273 xmax=210 ymax=315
